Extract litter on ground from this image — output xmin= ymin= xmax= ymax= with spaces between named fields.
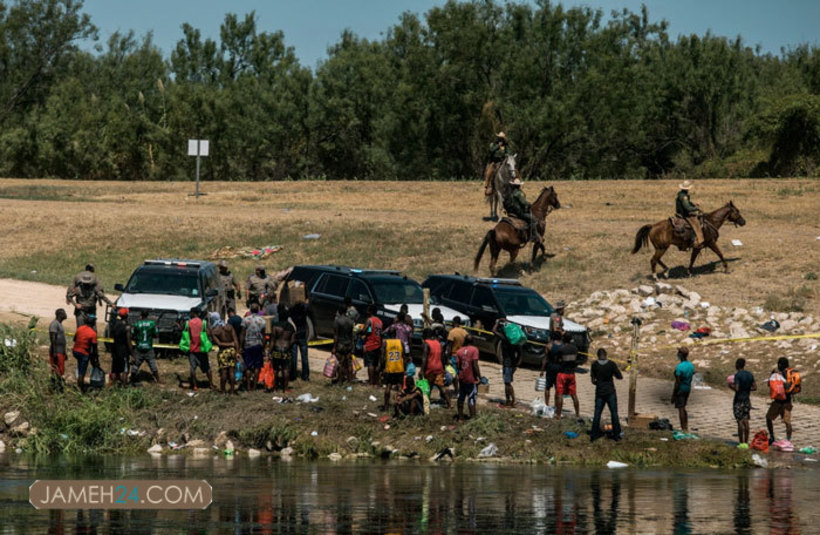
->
xmin=478 ymin=443 xmax=498 ymax=458
xmin=295 ymin=393 xmax=319 ymax=403
xmin=606 ymin=461 xmax=628 ymax=469
xmin=209 ymin=245 xmax=282 ymax=259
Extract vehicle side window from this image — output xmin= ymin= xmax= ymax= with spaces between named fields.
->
xmin=447 ymin=282 xmax=473 ymax=305
xmin=425 ymin=277 xmax=449 ymax=298
xmin=470 ymin=286 xmax=496 ymax=311
xmin=346 ymin=279 xmax=372 ymax=303
xmin=315 ymin=274 xmax=349 ymax=297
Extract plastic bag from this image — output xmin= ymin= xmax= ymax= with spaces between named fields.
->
xmin=750 ymin=430 xmax=769 ymax=453
xmin=89 ymin=366 xmax=105 ymax=389
xmin=417 ymin=378 xmax=431 ymax=396
xmin=503 ymin=323 xmax=527 ymax=345
xmin=323 ymin=356 xmax=338 ymax=378
xmin=478 ymin=443 xmax=498 ymax=458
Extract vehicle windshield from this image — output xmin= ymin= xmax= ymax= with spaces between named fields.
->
xmin=125 ymin=269 xmax=200 ymax=297
xmin=494 ymin=288 xmax=553 ymax=316
xmin=370 ymin=280 xmax=424 ymax=305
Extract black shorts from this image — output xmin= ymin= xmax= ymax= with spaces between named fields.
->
xmin=383 ymin=373 xmax=404 ymax=386
xmin=673 ymin=391 xmax=690 ymax=409
xmin=364 ymin=350 xmax=380 ymax=367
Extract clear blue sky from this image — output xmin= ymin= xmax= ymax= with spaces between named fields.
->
xmin=81 ymin=0 xmax=819 ymax=68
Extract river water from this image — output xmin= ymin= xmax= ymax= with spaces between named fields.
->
xmin=0 ymin=454 xmax=815 ymax=534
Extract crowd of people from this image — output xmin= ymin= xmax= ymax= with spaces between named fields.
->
xmin=47 ymin=262 xmax=800 ymax=444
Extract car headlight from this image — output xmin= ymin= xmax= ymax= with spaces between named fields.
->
xmin=523 ymin=326 xmax=548 ymax=339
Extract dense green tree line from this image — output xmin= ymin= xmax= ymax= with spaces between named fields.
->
xmin=0 ymin=0 xmax=817 ymax=180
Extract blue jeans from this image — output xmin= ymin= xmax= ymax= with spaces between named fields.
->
xmin=73 ymin=351 xmax=90 ymax=382
xmin=591 ymin=393 xmax=621 ymax=440
xmin=291 ymin=338 xmax=309 ymax=380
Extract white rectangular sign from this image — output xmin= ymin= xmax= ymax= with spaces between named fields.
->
xmin=187 ymin=139 xmax=198 ymax=156
xmin=187 ymin=139 xmax=209 ymax=157
xmin=199 ymin=140 xmax=209 ymax=157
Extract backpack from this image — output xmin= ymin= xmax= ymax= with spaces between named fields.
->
xmin=768 ymin=372 xmax=786 ymax=401
xmin=785 ymin=368 xmax=801 ymax=395
xmin=503 ymin=323 xmax=527 ymax=346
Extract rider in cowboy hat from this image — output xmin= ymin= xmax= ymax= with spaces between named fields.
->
xmin=675 ymin=180 xmax=704 ymax=247
xmin=484 ymin=132 xmax=509 ymax=198
xmin=504 ymin=177 xmax=541 ymax=244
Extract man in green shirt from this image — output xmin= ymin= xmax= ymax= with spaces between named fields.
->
xmin=131 ymin=310 xmax=161 ymax=383
xmin=504 ymin=178 xmax=541 ymax=244
xmin=675 ymin=180 xmax=704 ymax=247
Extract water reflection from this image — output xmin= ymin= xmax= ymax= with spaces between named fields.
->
xmin=1 ymin=455 xmax=818 ymax=534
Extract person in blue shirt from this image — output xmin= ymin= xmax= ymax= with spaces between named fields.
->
xmin=671 ymin=347 xmax=695 ymax=432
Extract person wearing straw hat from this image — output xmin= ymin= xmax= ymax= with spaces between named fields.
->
xmin=483 ymin=132 xmax=509 ymax=198
xmin=675 ymin=180 xmax=704 ymax=247
xmin=504 ymin=177 xmax=541 ymax=244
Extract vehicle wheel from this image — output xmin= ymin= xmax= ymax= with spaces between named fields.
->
xmin=307 ymin=317 xmax=316 ymax=341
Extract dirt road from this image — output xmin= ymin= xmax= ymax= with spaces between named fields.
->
xmin=4 ymin=277 xmax=818 ymax=446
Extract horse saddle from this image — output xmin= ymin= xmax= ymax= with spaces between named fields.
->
xmin=502 ymin=216 xmax=532 ymax=242
xmin=669 ymin=215 xmax=703 ymax=250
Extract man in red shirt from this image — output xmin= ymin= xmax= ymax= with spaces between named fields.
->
xmin=455 ymin=335 xmax=481 ymax=422
xmin=363 ymin=305 xmax=383 ymax=386
xmin=71 ymin=314 xmax=98 ymax=393
xmin=422 ymin=328 xmax=450 ymax=409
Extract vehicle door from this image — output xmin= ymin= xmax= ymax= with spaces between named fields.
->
xmin=468 ymin=285 xmax=500 ymax=354
xmin=345 ymin=278 xmax=373 ymax=323
xmin=310 ymin=273 xmax=350 ymax=335
xmin=202 ymin=266 xmax=223 ymax=313
xmin=441 ymin=280 xmax=473 ymax=316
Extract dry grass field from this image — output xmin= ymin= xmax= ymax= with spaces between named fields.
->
xmin=0 ymin=178 xmax=817 ymax=318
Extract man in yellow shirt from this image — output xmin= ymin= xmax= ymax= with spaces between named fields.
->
xmin=382 ymin=338 xmax=406 ymax=412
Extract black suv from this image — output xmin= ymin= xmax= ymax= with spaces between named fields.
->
xmin=422 ymin=274 xmax=589 ymax=366
xmin=282 ymin=265 xmax=464 ymax=341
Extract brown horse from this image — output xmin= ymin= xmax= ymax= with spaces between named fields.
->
xmin=474 ymin=186 xmax=560 ymax=275
xmin=632 ymin=201 xmax=746 ymax=278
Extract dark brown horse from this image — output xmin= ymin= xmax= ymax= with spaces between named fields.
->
xmin=632 ymin=201 xmax=746 ymax=278
xmin=474 ymin=186 xmax=560 ymax=275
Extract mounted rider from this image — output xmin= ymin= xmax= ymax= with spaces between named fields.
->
xmin=483 ymin=132 xmax=509 ymax=197
xmin=675 ymin=180 xmax=704 ymax=247
xmin=504 ymin=178 xmax=541 ymax=244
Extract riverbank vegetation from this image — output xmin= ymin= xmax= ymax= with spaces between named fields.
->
xmin=0 ymin=323 xmax=753 ymax=467
xmin=0 ymin=0 xmax=818 ymax=181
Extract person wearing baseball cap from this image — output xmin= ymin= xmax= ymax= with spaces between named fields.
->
xmin=245 ymin=264 xmax=277 ymax=308
xmin=218 ymin=260 xmax=241 ymax=317
xmin=109 ymin=307 xmax=133 ymax=386
xmin=675 ymin=180 xmax=704 ymax=247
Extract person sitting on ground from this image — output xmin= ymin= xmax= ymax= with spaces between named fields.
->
xmin=48 ymin=308 xmax=68 ymax=391
xmin=730 ymin=357 xmax=756 ymax=446
xmin=72 ymin=314 xmax=98 ymax=393
xmin=493 ymin=319 xmax=523 ymax=408
xmin=363 ymin=305 xmax=383 ymax=386
xmin=382 ymin=337 xmax=406 ymax=412
xmin=270 ymin=304 xmax=296 ymax=392
xmin=240 ymin=302 xmax=267 ymax=391
xmin=110 ymin=308 xmax=133 ymax=387
xmin=455 ymin=334 xmax=481 ymax=422
xmin=590 ymin=348 xmax=623 ymax=442
xmin=394 ymin=376 xmax=424 ymax=418
xmin=555 ymin=332 xmax=581 ymax=420
xmin=333 ymin=304 xmax=355 ymax=383
xmin=421 ymin=328 xmax=450 ymax=409
xmin=210 ymin=312 xmax=239 ymax=395
xmin=131 ymin=310 xmax=161 ymax=384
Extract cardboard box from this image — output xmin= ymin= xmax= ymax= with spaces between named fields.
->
xmin=627 ymin=413 xmax=657 ymax=429
xmin=286 ymin=280 xmax=306 ymax=305
xmin=477 ymin=384 xmax=490 ymax=394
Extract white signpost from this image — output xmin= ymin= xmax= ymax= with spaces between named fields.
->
xmin=188 ymin=139 xmax=209 ymax=199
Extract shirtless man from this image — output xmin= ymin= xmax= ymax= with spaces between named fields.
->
xmin=270 ymin=304 xmax=296 ymax=392
xmin=209 ymin=312 xmax=240 ymax=394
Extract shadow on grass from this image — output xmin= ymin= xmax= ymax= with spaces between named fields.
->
xmin=651 ymin=257 xmax=741 ymax=280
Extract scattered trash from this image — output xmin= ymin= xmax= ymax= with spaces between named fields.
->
xmin=296 ymin=393 xmax=319 ymax=403
xmin=772 ymin=439 xmax=794 ymax=452
xmin=799 ymin=446 xmax=817 ymax=455
xmin=368 ymin=395 xmax=378 ymax=402
xmin=671 ymin=321 xmax=690 ymax=331
xmin=346 ymin=386 xmax=353 ymax=392
xmin=3 ymin=338 xmax=17 ymax=348
xmin=649 ymin=418 xmax=674 ymax=431
xmin=700 ymin=302 xmax=710 ymax=309
xmin=564 ymin=431 xmax=579 ymax=439
xmin=659 ymin=438 xmax=669 ymax=442
xmin=383 ymin=425 xmax=390 ymax=430
xmin=425 ymin=435 xmax=433 ymax=442
xmin=642 ymin=296 xmax=657 ymax=308
xmin=606 ymin=461 xmax=628 ymax=469
xmin=367 ymin=413 xmax=379 ymax=418
xmin=689 ymin=327 xmax=712 ymax=339
xmin=760 ymin=320 xmax=780 ymax=332
xmin=475 ymin=436 xmax=486 ymax=443
xmin=478 ymin=443 xmax=498 ymax=458
xmin=303 ymin=233 xmax=321 ymax=240
xmin=310 ymin=431 xmax=318 ymax=437
xmin=672 ymin=431 xmax=699 ymax=440
xmin=431 ymin=447 xmax=455 ymax=462
xmin=378 ymin=415 xmax=390 ymax=423
xmin=731 ymin=239 xmax=743 ymax=247
xmin=750 ymin=430 xmax=769 ymax=453
xmin=805 ymin=458 xmax=818 ymax=463
xmin=187 ymin=392 xmax=195 ymax=397
xmin=751 ymin=453 xmax=768 ymax=468
xmin=737 ymin=443 xmax=749 ymax=450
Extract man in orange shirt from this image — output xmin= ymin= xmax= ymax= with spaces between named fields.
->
xmin=71 ymin=314 xmax=98 ymax=393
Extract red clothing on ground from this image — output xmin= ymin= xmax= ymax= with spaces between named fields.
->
xmin=189 ymin=317 xmax=203 ymax=352
xmin=456 ymin=345 xmax=479 ymax=384
xmin=424 ymin=339 xmax=444 ymax=375
xmin=72 ymin=325 xmax=97 ymax=356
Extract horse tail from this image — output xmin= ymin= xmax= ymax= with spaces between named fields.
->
xmin=474 ymin=229 xmax=495 ymax=270
xmin=632 ymin=225 xmax=651 ymax=254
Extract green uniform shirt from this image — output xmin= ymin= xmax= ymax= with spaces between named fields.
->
xmin=676 ymin=190 xmax=698 ymax=216
xmin=132 ymin=319 xmax=158 ymax=351
xmin=505 ymin=188 xmax=530 ymax=217
xmin=488 ymin=141 xmax=508 ymax=163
